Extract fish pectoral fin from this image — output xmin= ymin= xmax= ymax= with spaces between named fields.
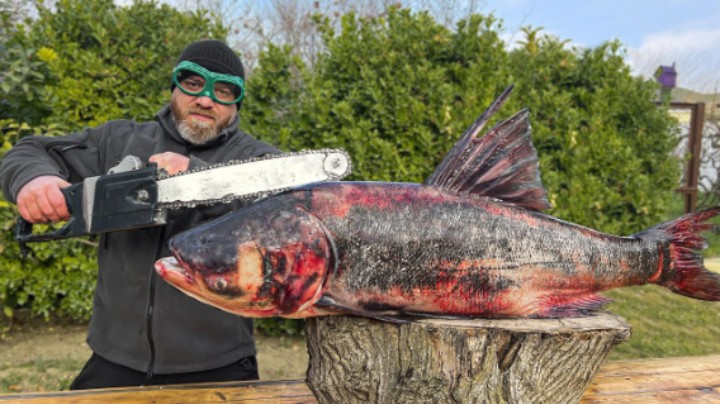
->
xmin=423 ymin=85 xmax=551 ymax=212
xmin=314 ymin=297 xmax=505 ymax=323
xmin=314 ymin=296 xmax=414 ymax=324
xmin=535 ymin=293 xmax=612 ymax=318
xmin=396 ymin=310 xmax=489 ymax=320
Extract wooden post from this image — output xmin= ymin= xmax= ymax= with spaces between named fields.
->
xmin=665 ymin=101 xmax=706 ymax=213
xmin=686 ymin=102 xmax=705 ymax=212
xmin=305 ymin=312 xmax=630 ymax=403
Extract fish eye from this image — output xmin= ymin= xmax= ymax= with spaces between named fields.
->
xmin=204 ymin=274 xmax=243 ymax=297
xmin=214 ymin=277 xmax=227 ymax=291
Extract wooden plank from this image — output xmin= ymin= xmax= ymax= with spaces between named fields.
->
xmin=3 ymin=355 xmax=720 ymax=403
xmin=584 ymin=388 xmax=720 ymax=403
xmin=581 ymin=355 xmax=720 ymax=403
xmin=0 ymin=380 xmax=317 ymax=403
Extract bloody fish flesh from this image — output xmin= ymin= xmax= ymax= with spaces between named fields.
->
xmin=155 ymin=86 xmax=720 ymax=320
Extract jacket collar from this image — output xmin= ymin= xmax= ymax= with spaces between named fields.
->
xmin=155 ymin=104 xmax=241 ymax=150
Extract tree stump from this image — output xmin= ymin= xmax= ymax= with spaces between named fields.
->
xmin=305 ymin=312 xmax=630 ymax=403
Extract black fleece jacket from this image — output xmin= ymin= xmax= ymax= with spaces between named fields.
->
xmin=0 ymin=105 xmax=280 ymax=374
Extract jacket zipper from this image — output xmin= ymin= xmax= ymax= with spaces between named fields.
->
xmin=146 ymin=227 xmax=166 ymax=378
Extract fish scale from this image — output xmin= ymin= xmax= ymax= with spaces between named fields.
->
xmin=302 ymin=183 xmax=654 ymax=315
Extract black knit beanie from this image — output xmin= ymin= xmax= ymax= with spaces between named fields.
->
xmin=171 ymin=39 xmax=245 ymax=107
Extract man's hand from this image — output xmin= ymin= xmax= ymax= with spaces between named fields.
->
xmin=149 ymin=152 xmax=190 ymax=176
xmin=17 ymin=176 xmax=72 ymax=223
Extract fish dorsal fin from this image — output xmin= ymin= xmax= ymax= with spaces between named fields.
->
xmin=424 ymin=85 xmax=551 ymax=211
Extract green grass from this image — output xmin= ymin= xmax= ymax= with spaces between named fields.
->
xmin=0 ymin=358 xmax=84 ymax=393
xmin=605 ymin=286 xmax=720 ymax=360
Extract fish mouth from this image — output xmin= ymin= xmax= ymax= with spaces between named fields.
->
xmin=154 ymin=256 xmax=195 ymax=285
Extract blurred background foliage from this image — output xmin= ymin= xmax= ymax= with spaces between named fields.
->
xmin=1 ymin=0 xmax=681 ymax=335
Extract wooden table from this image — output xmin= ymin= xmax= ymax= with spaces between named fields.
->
xmin=2 ymin=355 xmax=720 ymax=403
xmin=581 ymin=355 xmax=720 ymax=402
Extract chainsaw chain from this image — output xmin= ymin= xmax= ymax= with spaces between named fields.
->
xmin=156 ymin=148 xmax=351 ymax=210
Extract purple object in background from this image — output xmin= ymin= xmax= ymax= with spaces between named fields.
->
xmin=655 ymin=64 xmax=677 ymax=89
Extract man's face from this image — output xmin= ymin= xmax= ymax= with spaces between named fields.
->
xmin=170 ymin=87 xmax=238 ymax=145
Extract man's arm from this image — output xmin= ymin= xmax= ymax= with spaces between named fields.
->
xmin=7 ymin=149 xmax=188 ymax=225
xmin=1 ymin=128 xmax=106 ymax=223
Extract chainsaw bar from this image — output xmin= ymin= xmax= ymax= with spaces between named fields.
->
xmin=155 ymin=149 xmax=351 ymax=209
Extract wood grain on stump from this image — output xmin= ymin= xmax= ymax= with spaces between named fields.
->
xmin=305 ymin=312 xmax=630 ymax=403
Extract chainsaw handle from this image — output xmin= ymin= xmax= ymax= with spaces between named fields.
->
xmin=15 ymin=182 xmax=89 ymax=245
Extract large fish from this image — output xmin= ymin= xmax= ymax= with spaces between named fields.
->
xmin=155 ymin=86 xmax=720 ymax=320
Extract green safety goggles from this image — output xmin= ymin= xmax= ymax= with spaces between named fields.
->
xmin=172 ymin=61 xmax=245 ymax=105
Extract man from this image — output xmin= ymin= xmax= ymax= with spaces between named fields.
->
xmin=0 ymin=39 xmax=279 ymax=389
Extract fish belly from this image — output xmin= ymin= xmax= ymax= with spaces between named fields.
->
xmin=305 ymin=183 xmax=657 ymax=317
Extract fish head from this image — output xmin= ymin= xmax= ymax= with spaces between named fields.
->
xmin=155 ymin=201 xmax=334 ymax=317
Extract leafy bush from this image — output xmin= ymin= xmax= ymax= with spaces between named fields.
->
xmin=507 ymin=36 xmax=679 ymax=235
xmin=0 ymin=120 xmax=96 ymax=320
xmin=3 ymin=0 xmax=227 ymax=129
xmin=0 ymin=0 xmax=228 ymax=321
xmin=246 ymin=9 xmax=679 ymax=235
xmin=1 ymin=5 xmax=681 ymax=333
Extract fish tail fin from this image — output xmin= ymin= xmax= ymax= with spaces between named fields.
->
xmin=644 ymin=207 xmax=720 ymax=301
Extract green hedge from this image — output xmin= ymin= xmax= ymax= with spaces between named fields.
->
xmin=1 ymin=4 xmax=680 ymax=337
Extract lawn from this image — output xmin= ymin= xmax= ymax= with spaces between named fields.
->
xmin=606 ymin=286 xmax=720 ymax=360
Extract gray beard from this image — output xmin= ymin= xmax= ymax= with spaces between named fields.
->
xmin=175 ymin=118 xmax=221 ymax=145
xmin=170 ymin=102 xmax=233 ymax=145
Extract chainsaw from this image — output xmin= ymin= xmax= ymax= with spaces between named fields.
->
xmin=16 ymin=149 xmax=351 ymax=249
